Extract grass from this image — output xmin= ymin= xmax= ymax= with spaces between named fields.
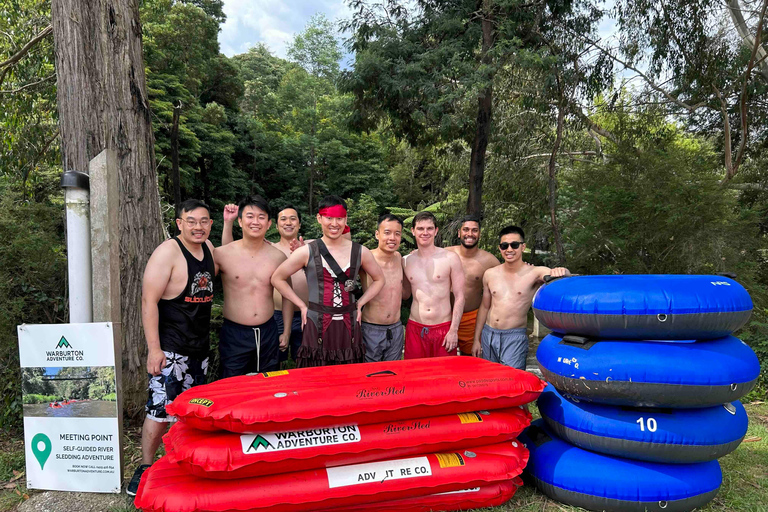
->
xmin=2 ymin=403 xmax=767 ymax=512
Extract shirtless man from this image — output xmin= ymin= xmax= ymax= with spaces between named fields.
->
xmin=128 ymin=199 xmax=215 ymax=495
xmin=359 ymin=214 xmax=406 ymax=361
xmin=214 ymin=195 xmax=292 ymax=377
xmin=402 ymin=212 xmax=465 ymax=358
xmin=272 ymin=196 xmax=385 ymax=367
xmin=446 ymin=215 xmax=500 ymax=355
xmin=222 ymin=204 xmax=306 ymax=365
xmin=472 ymin=225 xmax=569 ymax=369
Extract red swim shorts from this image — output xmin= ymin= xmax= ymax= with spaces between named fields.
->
xmin=404 ymin=319 xmax=454 ymax=359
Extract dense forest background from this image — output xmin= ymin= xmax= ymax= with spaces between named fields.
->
xmin=2 ymin=0 xmax=767 ymax=429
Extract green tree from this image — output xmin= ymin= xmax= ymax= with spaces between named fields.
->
xmin=0 ymin=0 xmax=58 ymax=195
xmin=343 ymin=0 xmax=602 ymax=216
xmin=285 ymin=14 xmax=344 ymax=213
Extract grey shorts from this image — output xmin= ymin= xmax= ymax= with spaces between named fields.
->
xmin=480 ymin=326 xmax=528 ymax=370
xmin=361 ymin=321 xmax=405 ymax=362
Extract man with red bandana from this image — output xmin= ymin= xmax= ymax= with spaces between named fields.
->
xmin=272 ymin=196 xmax=384 ymax=366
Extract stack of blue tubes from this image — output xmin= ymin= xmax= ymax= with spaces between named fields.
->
xmin=520 ymin=274 xmax=761 ymax=512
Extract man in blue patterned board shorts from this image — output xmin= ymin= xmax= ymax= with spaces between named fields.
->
xmin=127 ymin=199 xmax=216 ymax=496
xmin=471 ymin=225 xmax=569 ymax=370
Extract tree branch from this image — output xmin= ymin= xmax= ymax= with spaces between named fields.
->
xmin=727 ymin=0 xmax=768 ymax=81
xmin=21 ymin=128 xmax=59 ymax=186
xmin=518 ymin=151 xmax=597 ymax=161
xmin=727 ymin=0 xmax=768 ymax=183
xmin=0 ymin=25 xmax=52 ymax=89
xmin=563 ymin=26 xmax=709 ymax=113
xmin=0 ymin=74 xmax=55 ymax=94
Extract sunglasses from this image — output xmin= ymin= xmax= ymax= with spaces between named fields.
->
xmin=499 ymin=241 xmax=523 ymax=250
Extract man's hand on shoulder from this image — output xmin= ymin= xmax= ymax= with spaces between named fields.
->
xmin=289 ymin=236 xmax=306 ymax=253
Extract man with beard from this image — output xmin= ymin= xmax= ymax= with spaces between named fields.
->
xmin=359 ymin=214 xmax=406 ymax=361
xmin=215 ymin=195 xmax=293 ymax=377
xmin=272 ymin=196 xmax=385 ymax=366
xmin=471 ymin=225 xmax=569 ymax=368
xmin=128 ymin=199 xmax=215 ymax=495
xmin=222 ymin=204 xmax=306 ymax=365
xmin=402 ymin=212 xmax=465 ymax=358
xmin=446 ymin=216 xmax=500 ymax=356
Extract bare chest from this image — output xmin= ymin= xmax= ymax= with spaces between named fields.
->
xmin=460 ymin=258 xmax=489 ymax=288
xmin=406 ymin=256 xmax=452 ymax=288
xmin=220 ymin=251 xmax=275 ymax=288
xmin=489 ymin=273 xmax=539 ymax=302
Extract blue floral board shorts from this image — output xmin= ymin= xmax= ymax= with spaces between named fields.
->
xmin=145 ymin=350 xmax=208 ymax=422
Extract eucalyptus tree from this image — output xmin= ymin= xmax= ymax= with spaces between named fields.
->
xmin=342 ymin=0 xmax=605 ymax=219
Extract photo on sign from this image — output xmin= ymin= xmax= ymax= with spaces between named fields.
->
xmin=22 ymin=366 xmax=117 ymax=418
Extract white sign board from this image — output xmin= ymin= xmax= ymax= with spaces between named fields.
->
xmin=18 ymin=323 xmax=121 ymax=493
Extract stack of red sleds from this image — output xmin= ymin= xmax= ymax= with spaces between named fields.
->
xmin=134 ymin=357 xmax=545 ymax=512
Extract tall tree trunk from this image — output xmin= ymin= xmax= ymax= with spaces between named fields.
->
xmin=466 ymin=5 xmax=494 ymax=216
xmin=171 ymin=101 xmax=182 ymax=210
xmin=548 ymin=102 xmax=566 ymax=264
xmin=199 ymin=157 xmax=210 ymax=206
xmin=309 ymin=122 xmax=316 ymax=215
xmin=52 ymin=0 xmax=163 ymax=419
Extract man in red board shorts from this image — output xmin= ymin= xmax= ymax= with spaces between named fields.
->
xmin=272 ymin=196 xmax=385 ymax=366
xmin=402 ymin=212 xmax=465 ymax=358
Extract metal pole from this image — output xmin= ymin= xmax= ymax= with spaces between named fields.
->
xmin=61 ymin=170 xmax=93 ymax=323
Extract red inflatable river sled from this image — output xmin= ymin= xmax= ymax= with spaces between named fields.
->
xmin=165 ymin=407 xmax=531 ymax=479
xmin=329 ymin=478 xmax=523 ymax=512
xmin=166 ymin=358 xmax=545 ymax=433
xmin=134 ymin=441 xmax=529 ymax=512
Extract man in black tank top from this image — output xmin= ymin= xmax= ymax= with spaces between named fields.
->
xmin=127 ymin=199 xmax=216 ymax=496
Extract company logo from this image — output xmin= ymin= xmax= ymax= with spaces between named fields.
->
xmin=241 ymin=426 xmax=360 ymax=454
xmin=383 ymin=420 xmax=431 ymax=435
xmin=355 ymin=386 xmax=405 ymax=399
xmin=188 ymin=398 xmax=213 ymax=407
xmin=246 ymin=435 xmax=275 ymax=453
xmin=189 ymin=272 xmax=214 ymax=296
xmin=45 ymin=336 xmax=84 ymax=362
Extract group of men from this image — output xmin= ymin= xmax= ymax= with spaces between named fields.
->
xmin=127 ymin=194 xmax=569 ymax=495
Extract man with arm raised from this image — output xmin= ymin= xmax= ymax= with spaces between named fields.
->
xmin=272 ymin=195 xmax=385 ymax=366
xmin=402 ymin=212 xmax=465 ymax=358
xmin=222 ymin=204 xmax=306 ymax=366
xmin=214 ymin=195 xmax=292 ymax=377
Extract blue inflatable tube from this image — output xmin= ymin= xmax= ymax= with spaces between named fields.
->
xmin=532 ymin=275 xmax=752 ymax=339
xmin=537 ymin=334 xmax=760 ymax=407
xmin=520 ymin=420 xmax=722 ymax=512
xmin=538 ymin=385 xmax=748 ymax=463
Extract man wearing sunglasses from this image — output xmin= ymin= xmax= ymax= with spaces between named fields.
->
xmin=471 ymin=225 xmax=569 ymax=369
xmin=446 ymin=215 xmax=500 ymax=355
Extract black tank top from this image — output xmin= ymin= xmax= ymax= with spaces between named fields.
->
xmin=157 ymin=237 xmax=215 ymax=358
